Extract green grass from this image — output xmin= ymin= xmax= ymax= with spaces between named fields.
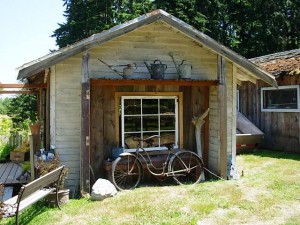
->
xmin=1 ymin=149 xmax=300 ymax=225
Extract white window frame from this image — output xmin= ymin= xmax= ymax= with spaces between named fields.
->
xmin=121 ymin=96 xmax=179 ymax=151
xmin=261 ymin=85 xmax=300 ymax=112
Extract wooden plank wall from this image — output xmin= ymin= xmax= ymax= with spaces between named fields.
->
xmin=239 ymin=76 xmax=300 ymax=153
xmin=52 ymin=20 xmax=239 ymax=188
xmin=51 ymin=57 xmax=82 ymax=194
xmin=89 ymin=21 xmax=218 ymax=81
xmin=90 ymin=84 xmax=208 ymax=180
xmin=208 ymin=62 xmax=235 ymax=174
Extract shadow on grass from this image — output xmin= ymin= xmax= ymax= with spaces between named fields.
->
xmin=2 ymin=201 xmax=50 ymax=225
xmin=241 ymin=149 xmax=300 ymax=161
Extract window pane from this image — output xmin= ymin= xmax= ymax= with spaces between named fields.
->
xmin=264 ymin=88 xmax=298 ymax=109
xmin=143 ymin=116 xmax=158 ymax=131
xmin=124 ymin=99 xmax=141 ymax=115
xmin=160 ymin=99 xmax=175 ymax=114
xmin=142 ymin=133 xmax=160 ymax=147
xmin=124 ymin=133 xmax=140 ymax=149
xmin=124 ymin=116 xmax=141 ymax=132
xmin=160 ymin=131 xmax=176 ymax=145
xmin=160 ymin=115 xmax=175 ymax=130
xmin=142 ymin=99 xmax=158 ymax=114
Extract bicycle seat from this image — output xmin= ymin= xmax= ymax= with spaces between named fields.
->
xmin=163 ymin=142 xmax=174 ymax=150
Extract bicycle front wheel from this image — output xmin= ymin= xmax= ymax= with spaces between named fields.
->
xmin=169 ymin=151 xmax=202 ymax=185
xmin=112 ymin=154 xmax=142 ymax=191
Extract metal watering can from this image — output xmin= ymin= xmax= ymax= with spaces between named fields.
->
xmin=168 ymin=53 xmax=192 ymax=79
xmin=144 ymin=60 xmax=167 ymax=79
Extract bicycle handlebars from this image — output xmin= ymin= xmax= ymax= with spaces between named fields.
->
xmin=133 ymin=135 xmax=160 ymax=142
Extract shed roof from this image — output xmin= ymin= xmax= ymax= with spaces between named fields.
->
xmin=17 ymin=9 xmax=277 ymax=87
xmin=250 ymin=49 xmax=300 ymax=77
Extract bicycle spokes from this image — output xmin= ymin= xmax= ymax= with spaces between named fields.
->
xmin=169 ymin=152 xmax=202 ymax=185
xmin=112 ymin=155 xmax=142 ymax=191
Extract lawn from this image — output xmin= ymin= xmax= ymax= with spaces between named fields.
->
xmin=1 ymin=150 xmax=300 ymax=225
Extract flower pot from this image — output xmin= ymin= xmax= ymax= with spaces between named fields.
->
xmin=30 ymin=123 xmax=41 ymax=135
xmin=45 ymin=189 xmax=70 ymax=207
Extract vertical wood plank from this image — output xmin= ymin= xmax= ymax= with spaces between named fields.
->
xmin=90 ymin=85 xmax=104 ymax=180
xmin=203 ymin=86 xmax=209 ymax=167
xmin=81 ymin=52 xmax=90 ymax=193
xmin=218 ymin=55 xmax=227 ymax=178
xmin=45 ymin=69 xmax=51 ymax=150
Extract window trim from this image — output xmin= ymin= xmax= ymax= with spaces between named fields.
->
xmin=261 ymin=85 xmax=300 ymax=112
xmin=115 ymin=92 xmax=183 ymax=151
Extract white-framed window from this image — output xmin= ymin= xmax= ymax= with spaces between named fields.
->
xmin=121 ymin=96 xmax=178 ymax=151
xmin=261 ymin=85 xmax=300 ymax=112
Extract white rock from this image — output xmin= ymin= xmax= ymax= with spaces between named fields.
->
xmin=90 ymin=179 xmax=117 ymax=201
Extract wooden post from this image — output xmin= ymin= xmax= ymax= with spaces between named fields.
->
xmin=45 ymin=69 xmax=51 ymax=150
xmin=81 ymin=52 xmax=91 ymax=193
xmin=29 ymin=134 xmax=41 ymax=181
xmin=218 ymin=55 xmax=227 ymax=178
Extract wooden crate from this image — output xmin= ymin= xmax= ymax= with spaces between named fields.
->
xmin=10 ymin=151 xmax=25 ymax=162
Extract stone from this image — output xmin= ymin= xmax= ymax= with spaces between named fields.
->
xmin=90 ymin=179 xmax=117 ymax=201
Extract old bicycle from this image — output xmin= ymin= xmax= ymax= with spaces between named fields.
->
xmin=111 ymin=135 xmax=204 ymax=191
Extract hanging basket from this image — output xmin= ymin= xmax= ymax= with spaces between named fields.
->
xmin=29 ymin=123 xmax=41 ymax=135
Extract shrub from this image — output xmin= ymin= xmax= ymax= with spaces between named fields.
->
xmin=0 ymin=144 xmax=13 ymax=162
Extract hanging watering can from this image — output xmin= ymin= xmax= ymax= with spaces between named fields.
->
xmin=168 ymin=52 xmax=192 ymax=79
xmin=178 ymin=60 xmax=192 ymax=79
xmin=123 ymin=63 xmax=137 ymax=78
xmin=144 ymin=60 xmax=167 ymax=79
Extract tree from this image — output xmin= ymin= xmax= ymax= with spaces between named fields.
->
xmin=6 ymin=94 xmax=37 ymax=130
xmin=52 ymin=0 xmax=300 ymax=57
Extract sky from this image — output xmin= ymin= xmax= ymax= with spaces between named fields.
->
xmin=0 ymin=1 xmax=65 ymax=84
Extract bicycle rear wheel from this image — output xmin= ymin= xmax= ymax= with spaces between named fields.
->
xmin=169 ymin=151 xmax=202 ymax=185
xmin=112 ymin=154 xmax=142 ymax=191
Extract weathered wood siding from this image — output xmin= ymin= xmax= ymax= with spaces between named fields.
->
xmin=89 ymin=21 xmax=218 ymax=80
xmin=50 ymin=56 xmax=82 ymax=194
xmin=208 ymin=62 xmax=236 ymax=173
xmin=239 ymin=76 xmax=300 ymax=153
xmin=90 ymin=85 xmax=208 ymax=179
xmin=51 ymin=20 xmax=239 ymax=189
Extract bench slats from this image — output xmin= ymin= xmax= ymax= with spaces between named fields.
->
xmin=18 ymin=188 xmax=55 ymax=211
xmin=3 ymin=188 xmax=55 ymax=216
xmin=2 ymin=165 xmax=65 ymax=224
xmin=21 ymin=166 xmax=64 ymax=199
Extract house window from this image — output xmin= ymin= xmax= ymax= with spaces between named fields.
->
xmin=121 ymin=96 xmax=178 ymax=151
xmin=261 ymin=85 xmax=300 ymax=112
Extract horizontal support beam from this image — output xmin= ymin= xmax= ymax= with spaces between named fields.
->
xmin=91 ymin=79 xmax=219 ymax=86
xmin=0 ymin=91 xmax=38 ymax=94
xmin=0 ymin=83 xmax=47 ymax=89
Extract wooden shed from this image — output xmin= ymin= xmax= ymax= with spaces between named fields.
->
xmin=239 ymin=49 xmax=300 ymax=153
xmin=17 ymin=10 xmax=277 ymax=193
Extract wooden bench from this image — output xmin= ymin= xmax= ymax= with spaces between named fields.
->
xmin=2 ymin=166 xmax=65 ymax=225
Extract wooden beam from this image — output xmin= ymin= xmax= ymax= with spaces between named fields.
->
xmin=81 ymin=52 xmax=91 ymax=194
xmin=0 ymin=83 xmax=47 ymax=88
xmin=0 ymin=91 xmax=38 ymax=94
xmin=91 ymin=79 xmax=219 ymax=86
xmin=45 ymin=69 xmax=51 ymax=150
xmin=218 ymin=55 xmax=227 ymax=179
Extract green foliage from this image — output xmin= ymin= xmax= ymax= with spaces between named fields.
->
xmin=0 ymin=115 xmax=12 ymax=138
xmin=0 ymin=144 xmax=13 ymax=162
xmin=6 ymin=94 xmax=37 ymax=131
xmin=52 ymin=0 xmax=300 ymax=58
xmin=0 ymin=98 xmax=12 ymax=115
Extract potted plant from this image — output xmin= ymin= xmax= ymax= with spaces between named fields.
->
xmin=29 ymin=116 xmax=41 ymax=135
xmin=10 ymin=141 xmax=30 ymax=162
